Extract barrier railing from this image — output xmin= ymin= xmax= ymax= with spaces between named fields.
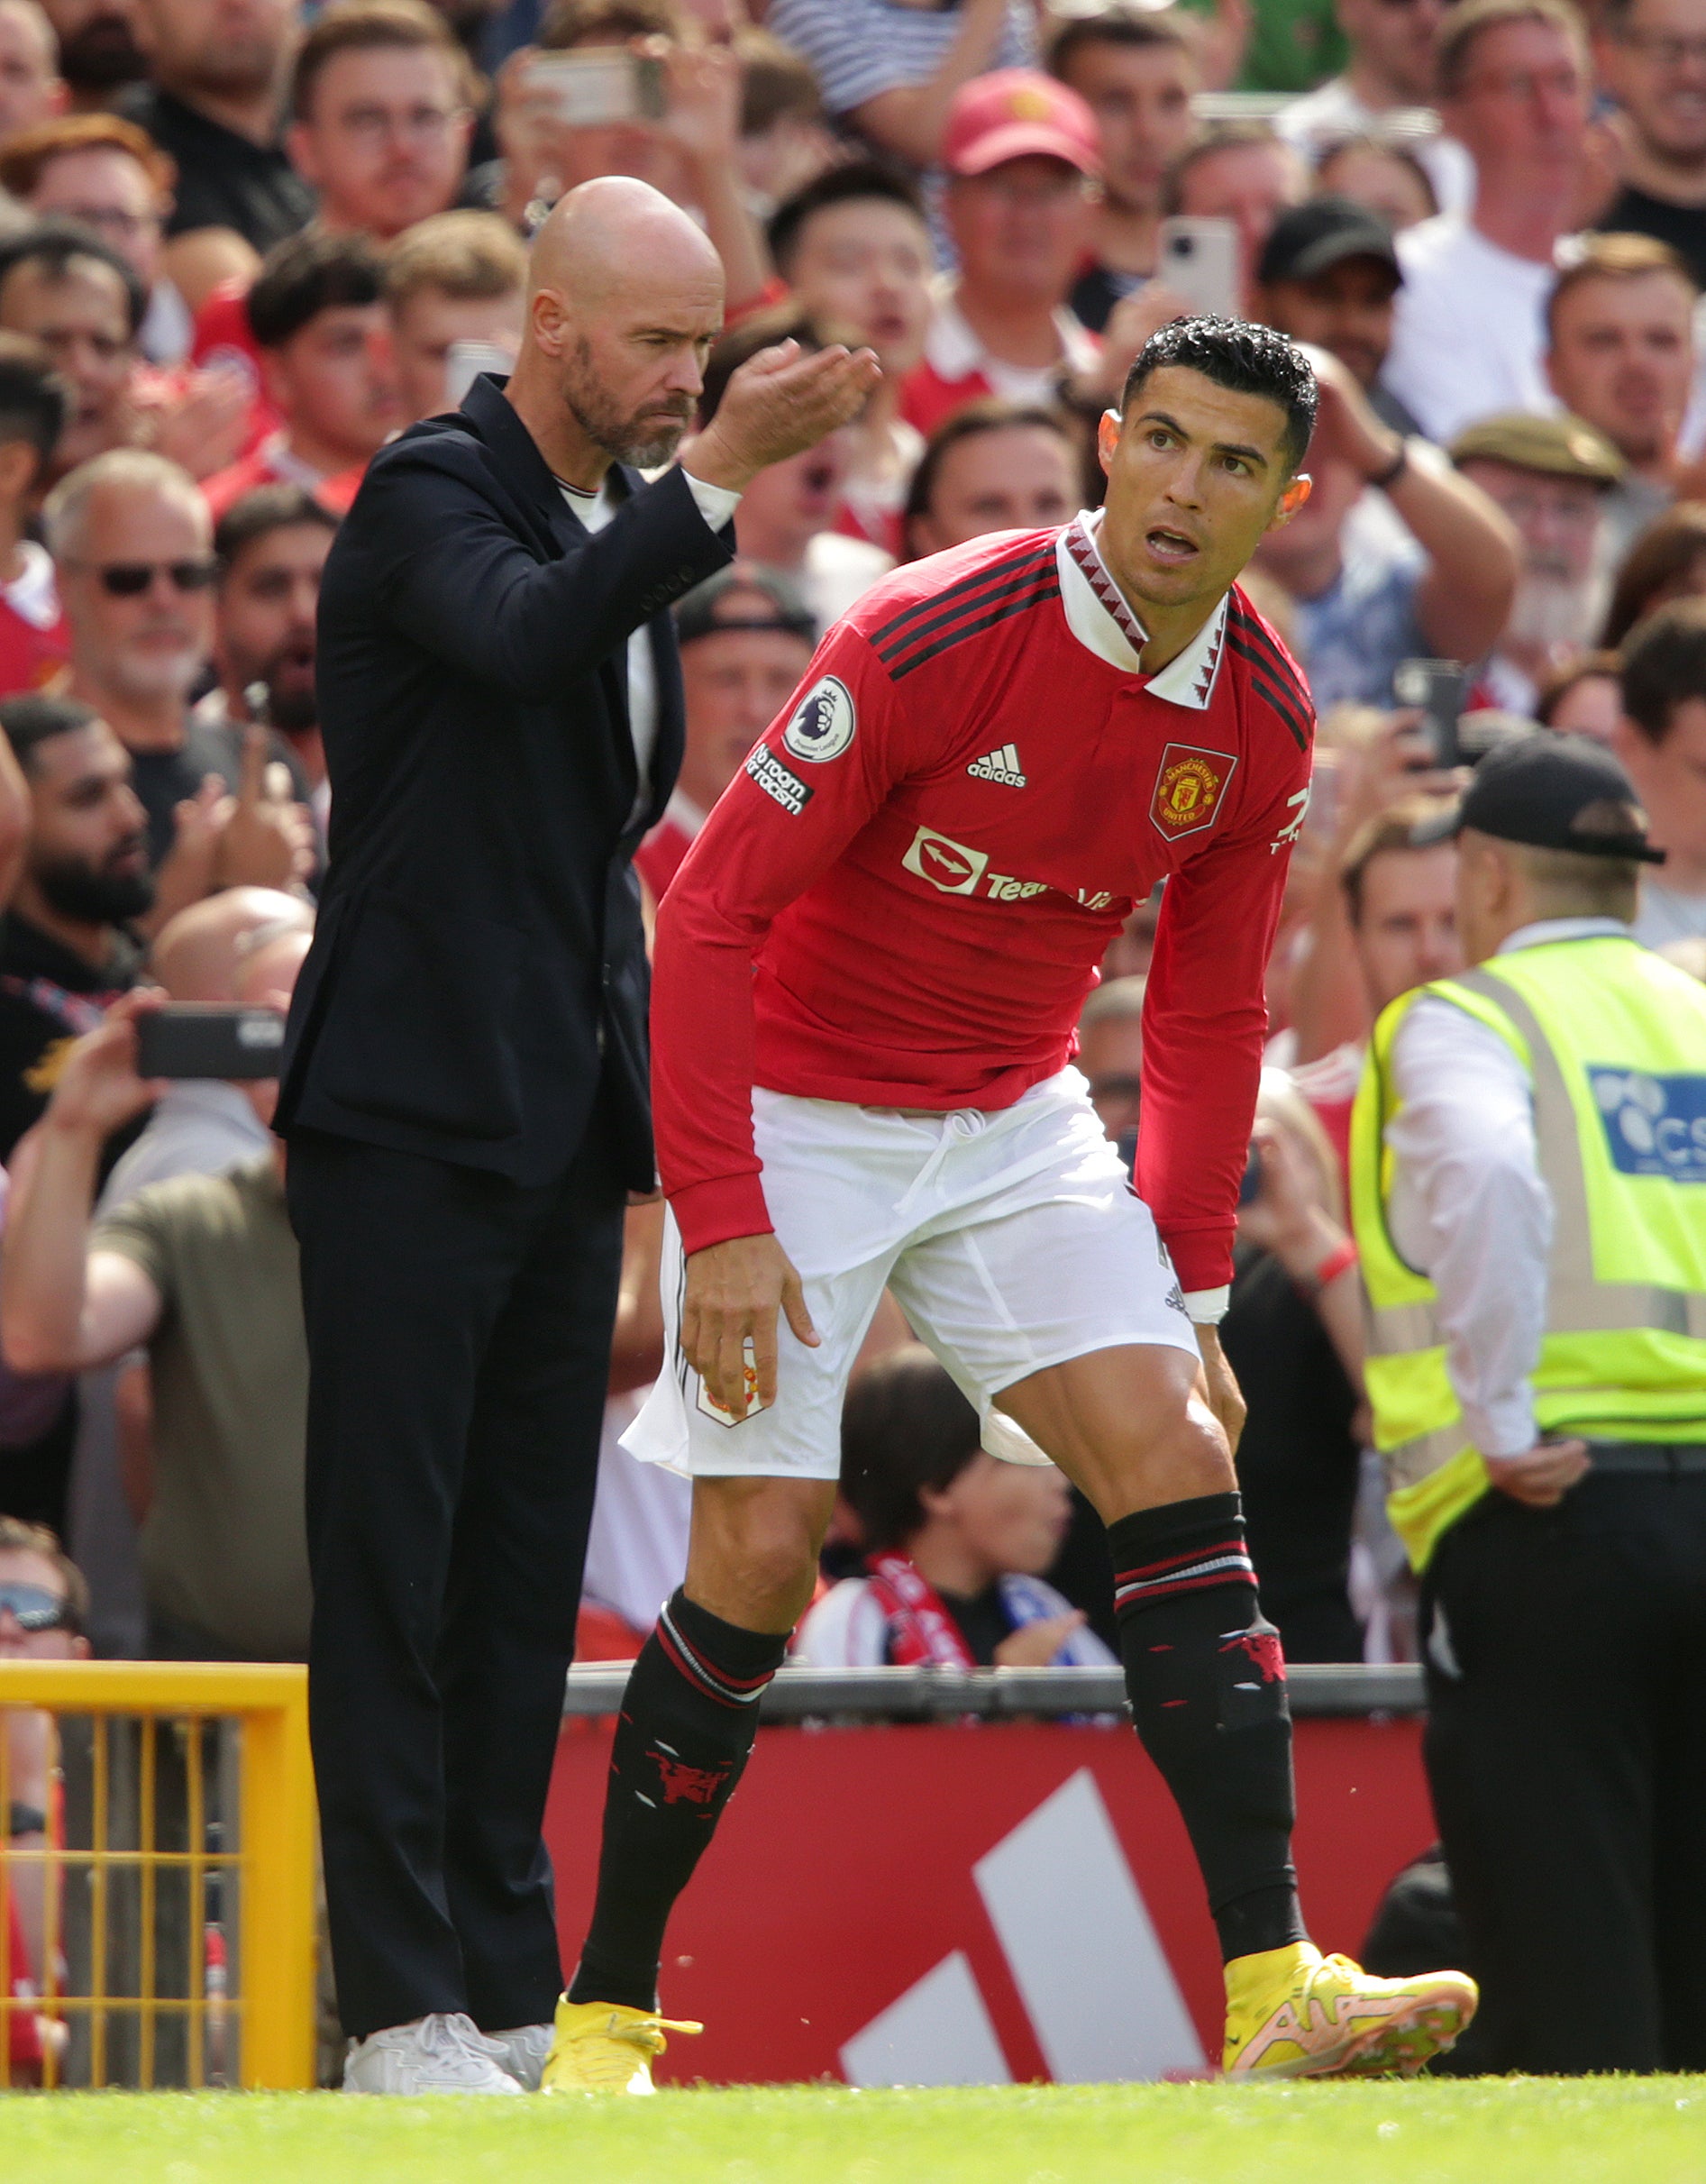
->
xmin=0 ymin=1661 xmax=315 ymax=2091
xmin=562 ymin=1659 xmax=1427 ymax=1720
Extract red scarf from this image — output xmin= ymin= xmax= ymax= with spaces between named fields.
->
xmin=863 ymin=1551 xmax=976 ymax=1668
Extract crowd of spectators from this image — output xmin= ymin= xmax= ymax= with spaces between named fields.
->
xmin=1 ymin=0 xmax=1706 ymax=2070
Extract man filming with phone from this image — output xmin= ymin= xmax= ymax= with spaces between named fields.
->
xmin=0 ymin=935 xmax=314 ymax=1666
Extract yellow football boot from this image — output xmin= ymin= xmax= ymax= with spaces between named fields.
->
xmin=1223 ymin=1942 xmax=1477 ymax=2079
xmin=539 ymin=1998 xmax=703 ymax=2095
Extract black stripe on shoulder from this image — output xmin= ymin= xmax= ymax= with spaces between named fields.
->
xmin=879 ymin=553 xmax=1060 ymax=670
xmin=1228 ymin=601 xmax=1310 ymax=713
xmin=887 ymin=575 xmax=1060 ymax=681
xmin=870 ymin=540 xmax=1056 ymax=655
xmin=1226 ymin=629 xmax=1312 ymax=751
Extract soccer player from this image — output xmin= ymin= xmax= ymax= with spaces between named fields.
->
xmin=545 ymin=319 xmax=1478 ymax=2093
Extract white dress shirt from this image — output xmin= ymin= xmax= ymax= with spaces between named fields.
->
xmin=1384 ymin=918 xmax=1631 ymax=1457
xmin=559 ymin=469 xmax=742 ymax=818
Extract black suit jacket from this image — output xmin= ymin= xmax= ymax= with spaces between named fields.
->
xmin=277 ymin=374 xmax=734 ymax=1190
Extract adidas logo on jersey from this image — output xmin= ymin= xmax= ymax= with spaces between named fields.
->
xmin=968 ymin=744 xmax=1026 ymax=787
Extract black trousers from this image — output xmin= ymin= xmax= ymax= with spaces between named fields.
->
xmin=287 ymin=1120 xmax=625 ymax=2041
xmin=1421 ymin=1472 xmax=1706 ymax=2073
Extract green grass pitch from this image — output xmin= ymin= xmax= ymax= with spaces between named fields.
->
xmin=3 ymin=2079 xmax=1702 ymax=2184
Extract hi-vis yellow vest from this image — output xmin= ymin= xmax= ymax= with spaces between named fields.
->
xmin=1351 ymin=935 xmax=1706 ymax=1570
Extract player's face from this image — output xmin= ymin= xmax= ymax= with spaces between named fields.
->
xmin=1097 ymin=365 xmax=1309 ymax=616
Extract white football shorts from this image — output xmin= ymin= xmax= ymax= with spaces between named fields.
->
xmin=621 ymin=1066 xmax=1201 ymax=1482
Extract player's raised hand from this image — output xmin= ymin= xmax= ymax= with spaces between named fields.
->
xmin=686 ymin=341 xmax=882 ymax=494
xmin=682 ymin=1231 xmax=819 ymax=1419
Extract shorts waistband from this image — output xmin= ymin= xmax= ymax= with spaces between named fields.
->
xmin=1586 ymin=1440 xmax=1706 ymax=1476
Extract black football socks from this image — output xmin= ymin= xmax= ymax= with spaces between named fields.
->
xmin=568 ymin=1588 xmax=788 ymax=2011
xmin=1108 ymin=1492 xmax=1307 ymax=1963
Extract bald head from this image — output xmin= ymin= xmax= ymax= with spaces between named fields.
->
xmin=151 ymin=886 xmax=313 ymax=1003
xmin=529 ymin=177 xmax=722 ymax=322
xmin=506 ymin=175 xmax=726 ymax=481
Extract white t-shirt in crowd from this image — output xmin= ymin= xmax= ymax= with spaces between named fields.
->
xmin=1381 ymin=216 xmax=1560 ymax=444
xmin=1275 ymin=81 xmax=1475 ymax=217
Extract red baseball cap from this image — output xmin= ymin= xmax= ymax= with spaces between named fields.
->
xmin=942 ymin=69 xmax=1101 ymax=180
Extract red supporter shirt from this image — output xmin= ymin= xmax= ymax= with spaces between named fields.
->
xmin=655 ymin=514 xmax=1316 ymax=1294
xmin=0 ymin=544 xmax=68 ymax=697
xmin=634 ymin=793 xmax=703 ymax=902
xmin=201 ymin=434 xmax=366 ymax=522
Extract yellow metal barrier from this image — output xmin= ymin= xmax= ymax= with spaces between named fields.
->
xmin=0 ymin=1660 xmax=315 ymax=2090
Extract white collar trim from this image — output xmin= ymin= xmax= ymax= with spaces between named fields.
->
xmin=924 ymin=288 xmax=1100 ymax=383
xmin=1053 ymin=509 xmax=1227 ymax=708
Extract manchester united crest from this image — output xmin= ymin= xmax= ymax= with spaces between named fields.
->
xmin=1151 ymin=743 xmax=1237 ymax=840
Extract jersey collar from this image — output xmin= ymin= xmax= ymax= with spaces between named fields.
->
xmin=1054 ymin=510 xmax=1228 ymax=710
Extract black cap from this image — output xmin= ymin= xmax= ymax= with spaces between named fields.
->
xmin=1415 ymin=730 xmax=1667 ymax=864
xmin=674 ymin=562 xmax=817 ymax=648
xmin=1256 ymin=196 xmax=1402 ymax=288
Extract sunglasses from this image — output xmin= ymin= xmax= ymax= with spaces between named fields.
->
xmin=0 ymin=1582 xmax=75 ymax=1632
xmin=85 ymin=559 xmax=219 ymax=598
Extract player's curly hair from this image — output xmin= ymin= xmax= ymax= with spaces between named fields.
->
xmin=1120 ymin=317 xmax=1318 ymax=475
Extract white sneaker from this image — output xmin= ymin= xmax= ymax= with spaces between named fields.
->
xmin=342 ymin=2011 xmax=525 ymax=2094
xmin=480 ymin=2022 xmax=553 ymax=2091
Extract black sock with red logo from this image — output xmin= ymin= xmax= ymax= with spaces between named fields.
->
xmin=567 ymin=1588 xmax=788 ymax=2011
xmin=1107 ymin=1493 xmax=1307 ymax=1964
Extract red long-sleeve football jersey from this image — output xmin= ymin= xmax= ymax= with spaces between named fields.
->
xmin=654 ymin=516 xmax=1314 ymax=1294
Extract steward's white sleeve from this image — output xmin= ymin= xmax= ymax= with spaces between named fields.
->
xmin=681 ymin=472 xmax=743 ymax=531
xmin=1384 ymin=995 xmax=1552 ymax=1458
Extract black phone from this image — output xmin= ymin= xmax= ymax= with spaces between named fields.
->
xmin=135 ymin=1004 xmax=287 ymax=1080
xmin=1237 ymin=1141 xmax=1263 ymax=1206
xmin=1392 ymin=658 xmax=1467 ymax=770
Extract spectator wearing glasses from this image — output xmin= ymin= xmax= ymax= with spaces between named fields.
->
xmin=1594 ymin=0 xmax=1706 ymax=287
xmin=119 ymin=0 xmax=312 ymax=254
xmin=199 ymin=230 xmax=399 ymax=520
xmin=47 ymin=448 xmax=314 ymax=904
xmin=1277 ymin=0 xmax=1475 ymax=218
xmin=899 ymin=69 xmax=1102 ymax=442
xmin=1382 ymin=0 xmax=1592 ymax=444
xmin=1544 ymin=233 xmax=1698 ymax=567
xmin=0 ymin=0 xmax=66 ymax=144
xmin=286 ymin=0 xmax=475 ymax=245
xmin=0 ymin=113 xmax=191 ymax=361
xmin=383 ymin=210 xmax=525 ymax=426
